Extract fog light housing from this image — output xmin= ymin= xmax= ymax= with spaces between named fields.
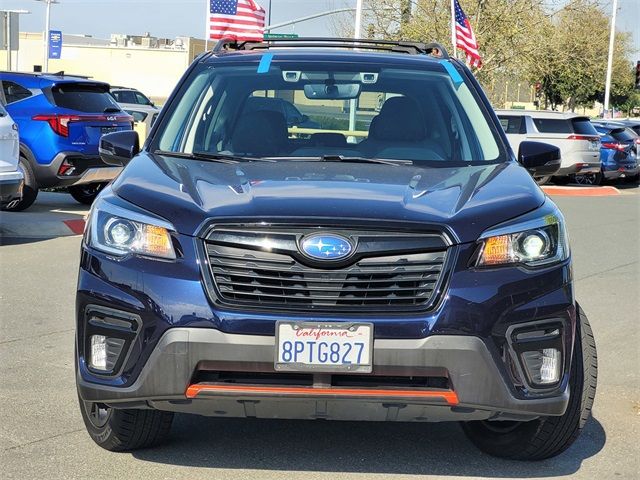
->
xmin=506 ymin=321 xmax=565 ymax=391
xmin=83 ymin=306 xmax=141 ymax=376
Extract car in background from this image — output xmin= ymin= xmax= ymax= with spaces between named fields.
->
xmin=110 ymin=86 xmax=157 ymax=109
xmin=585 ymin=120 xmax=639 ymax=185
xmin=243 ymin=96 xmax=321 ymax=129
xmin=110 ymin=86 xmax=159 ymax=125
xmin=616 ymin=118 xmax=640 ymax=136
xmin=495 ymin=110 xmax=600 ymax=185
xmin=0 ymin=72 xmax=133 ymax=210
xmin=0 ymin=103 xmax=23 ymax=209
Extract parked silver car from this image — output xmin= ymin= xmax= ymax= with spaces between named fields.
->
xmin=496 ymin=110 xmax=600 ymax=185
xmin=0 ymin=103 xmax=23 ymax=209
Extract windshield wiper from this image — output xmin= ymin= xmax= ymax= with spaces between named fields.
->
xmin=154 ymin=150 xmax=275 ymax=164
xmin=103 ymin=107 xmax=122 ymax=113
xmin=320 ymin=155 xmax=413 ymax=166
xmin=154 ymin=150 xmax=241 ymax=164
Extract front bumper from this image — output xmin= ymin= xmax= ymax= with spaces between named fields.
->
xmin=77 ymin=327 xmax=569 ymax=421
xmin=0 ymin=171 xmax=24 ymax=206
xmin=76 ymin=226 xmax=576 ymax=422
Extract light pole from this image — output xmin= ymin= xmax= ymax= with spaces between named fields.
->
xmin=2 ymin=9 xmax=30 ymax=70
xmin=348 ymin=0 xmax=363 ymax=138
xmin=603 ymin=0 xmax=618 ymax=118
xmin=35 ymin=0 xmax=59 ymax=73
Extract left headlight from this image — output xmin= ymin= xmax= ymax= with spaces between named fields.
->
xmin=88 ymin=197 xmax=176 ymax=260
xmin=476 ymin=212 xmax=569 ymax=268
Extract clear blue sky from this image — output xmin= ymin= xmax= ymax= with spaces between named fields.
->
xmin=1 ymin=0 xmax=638 ymax=57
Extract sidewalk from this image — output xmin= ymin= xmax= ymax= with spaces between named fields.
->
xmin=0 ymin=192 xmax=89 ymax=240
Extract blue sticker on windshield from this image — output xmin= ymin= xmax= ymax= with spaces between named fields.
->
xmin=257 ymin=53 xmax=274 ymax=74
xmin=441 ymin=61 xmax=463 ymax=88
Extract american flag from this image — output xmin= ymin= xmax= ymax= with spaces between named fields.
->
xmin=209 ymin=0 xmax=266 ymax=42
xmin=453 ymin=0 xmax=482 ymax=68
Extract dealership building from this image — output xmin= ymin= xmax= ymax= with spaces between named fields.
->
xmin=1 ymin=32 xmax=207 ymax=103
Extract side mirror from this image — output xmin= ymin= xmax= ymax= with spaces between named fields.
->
xmin=518 ymin=141 xmax=561 ymax=177
xmin=99 ymin=131 xmax=140 ymax=167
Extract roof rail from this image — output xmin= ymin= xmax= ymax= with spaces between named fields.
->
xmin=0 ymin=71 xmax=92 ymax=79
xmin=213 ymin=37 xmax=449 ymax=59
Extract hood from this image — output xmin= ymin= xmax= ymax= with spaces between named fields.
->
xmin=112 ymin=153 xmax=545 ymax=244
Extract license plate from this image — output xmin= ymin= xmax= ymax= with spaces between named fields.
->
xmin=101 ymin=126 xmax=119 ymax=134
xmin=275 ymin=321 xmax=373 ymax=373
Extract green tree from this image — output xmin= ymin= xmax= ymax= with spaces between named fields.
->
xmin=528 ymin=1 xmax=635 ymax=111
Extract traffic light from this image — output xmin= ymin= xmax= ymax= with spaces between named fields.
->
xmin=636 ymin=61 xmax=640 ymax=90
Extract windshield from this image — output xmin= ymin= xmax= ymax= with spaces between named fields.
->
xmin=153 ymin=60 xmax=505 ymax=165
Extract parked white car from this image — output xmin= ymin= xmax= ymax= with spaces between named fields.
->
xmin=495 ymin=110 xmax=600 ymax=185
xmin=0 ymin=103 xmax=23 ymax=209
xmin=110 ymin=87 xmax=159 ymax=123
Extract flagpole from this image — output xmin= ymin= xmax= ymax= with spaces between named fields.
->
xmin=603 ymin=0 xmax=618 ymax=119
xmin=205 ymin=0 xmax=210 ymax=51
xmin=450 ymin=0 xmax=457 ymax=58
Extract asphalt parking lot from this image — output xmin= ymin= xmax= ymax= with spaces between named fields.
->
xmin=0 ymin=188 xmax=638 ymax=480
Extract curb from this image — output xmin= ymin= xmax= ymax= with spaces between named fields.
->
xmin=0 ymin=218 xmax=86 ymax=239
xmin=541 ymin=186 xmax=621 ymax=197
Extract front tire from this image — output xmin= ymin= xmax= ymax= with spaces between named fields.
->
xmin=78 ymin=395 xmax=174 ymax=451
xmin=461 ymin=304 xmax=597 ymax=460
xmin=68 ymin=182 xmax=107 ymax=205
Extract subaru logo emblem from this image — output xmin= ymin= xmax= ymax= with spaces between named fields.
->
xmin=300 ymin=234 xmax=354 ymax=261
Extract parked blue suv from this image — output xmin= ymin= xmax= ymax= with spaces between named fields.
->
xmin=0 ymin=72 xmax=133 ymax=211
xmin=75 ymin=38 xmax=597 ymax=460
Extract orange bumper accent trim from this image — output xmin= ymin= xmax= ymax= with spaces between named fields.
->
xmin=185 ymin=384 xmax=459 ymax=405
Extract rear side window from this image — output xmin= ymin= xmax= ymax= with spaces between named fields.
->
xmin=51 ymin=83 xmax=120 ymax=113
xmin=532 ymin=118 xmax=572 ymax=134
xmin=498 ymin=115 xmax=525 ymax=134
xmin=571 ymin=118 xmax=598 ymax=135
xmin=2 ymin=81 xmax=32 ymax=104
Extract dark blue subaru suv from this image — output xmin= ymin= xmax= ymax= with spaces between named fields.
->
xmin=76 ymin=38 xmax=597 ymax=460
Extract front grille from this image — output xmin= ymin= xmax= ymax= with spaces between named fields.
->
xmin=202 ymin=226 xmax=449 ymax=312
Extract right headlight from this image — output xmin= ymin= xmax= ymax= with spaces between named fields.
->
xmin=88 ymin=197 xmax=176 ymax=260
xmin=476 ymin=212 xmax=569 ymax=268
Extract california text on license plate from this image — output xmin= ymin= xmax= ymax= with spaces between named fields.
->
xmin=275 ymin=322 xmax=373 ymax=373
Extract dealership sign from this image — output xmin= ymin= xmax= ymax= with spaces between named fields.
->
xmin=48 ymin=30 xmax=62 ymax=59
